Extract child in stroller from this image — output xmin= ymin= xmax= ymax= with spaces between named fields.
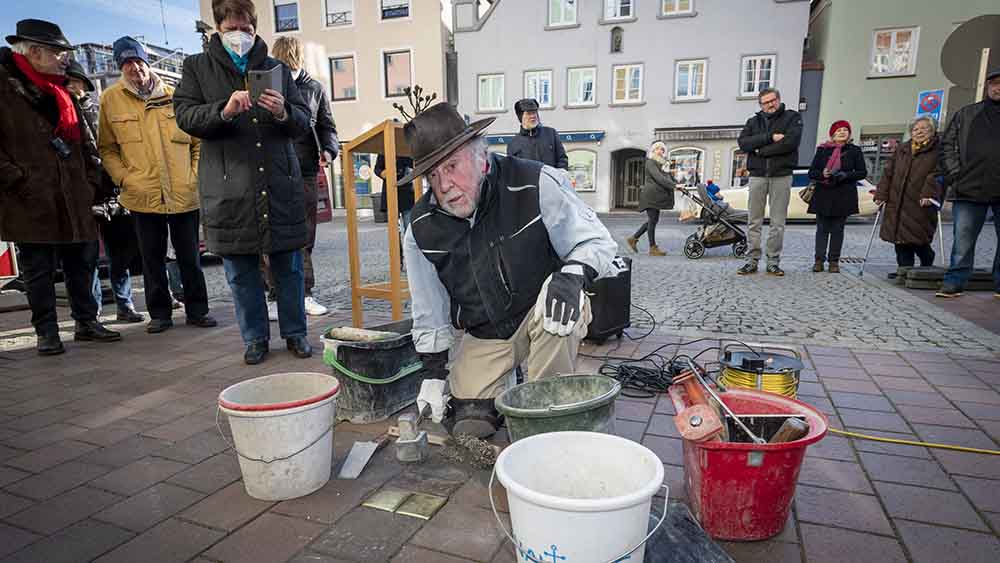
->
xmin=678 ymin=183 xmax=749 ymax=259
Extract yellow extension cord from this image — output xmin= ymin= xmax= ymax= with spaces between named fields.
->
xmin=718 ymin=367 xmax=1000 ymax=455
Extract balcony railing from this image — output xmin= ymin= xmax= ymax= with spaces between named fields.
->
xmin=381 ymin=0 xmax=409 ymax=19
xmin=326 ymin=11 xmax=352 ymax=26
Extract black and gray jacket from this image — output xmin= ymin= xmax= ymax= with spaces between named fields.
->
xmin=737 ymin=104 xmax=803 ymax=178
xmin=940 ymin=100 xmax=1000 ymax=202
xmin=405 ymin=153 xmax=616 ymax=350
xmin=508 ymin=125 xmax=568 ymax=169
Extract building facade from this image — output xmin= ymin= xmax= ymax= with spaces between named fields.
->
xmin=454 ymin=0 xmax=810 ymax=212
xmin=805 ymin=0 xmax=999 ymax=182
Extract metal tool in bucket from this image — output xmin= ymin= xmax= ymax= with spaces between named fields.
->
xmin=717 ymin=343 xmax=804 ymax=399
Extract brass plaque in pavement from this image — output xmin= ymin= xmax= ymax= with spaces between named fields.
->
xmin=361 ymin=488 xmax=412 ymax=513
xmin=395 ymin=492 xmax=448 ymax=520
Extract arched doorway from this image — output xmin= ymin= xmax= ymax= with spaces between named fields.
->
xmin=612 ymin=148 xmax=646 ymax=209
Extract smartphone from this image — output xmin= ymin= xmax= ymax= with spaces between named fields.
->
xmin=248 ymin=65 xmax=283 ymax=101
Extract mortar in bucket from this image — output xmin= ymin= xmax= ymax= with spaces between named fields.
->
xmin=493 ymin=431 xmax=667 ymax=563
xmin=218 ymin=372 xmax=340 ymax=501
xmin=495 ymin=374 xmax=621 ymax=443
xmin=669 ymin=385 xmax=828 ymax=541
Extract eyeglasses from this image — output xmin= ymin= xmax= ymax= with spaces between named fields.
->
xmin=759 ymin=96 xmax=779 ymax=107
xmin=37 ymin=45 xmax=71 ymax=61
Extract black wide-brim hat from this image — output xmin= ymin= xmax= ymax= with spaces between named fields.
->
xmin=399 ymin=102 xmax=494 ymax=186
xmin=65 ymin=60 xmax=95 ymax=92
xmin=6 ymin=19 xmax=73 ymax=51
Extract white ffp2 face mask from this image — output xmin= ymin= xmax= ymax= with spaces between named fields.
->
xmin=221 ymin=31 xmax=254 ymax=57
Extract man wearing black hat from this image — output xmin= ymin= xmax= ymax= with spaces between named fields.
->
xmin=508 ymin=98 xmax=568 ymax=170
xmin=402 ymin=102 xmax=616 ymax=438
xmin=937 ymin=68 xmax=1000 ymax=299
xmin=0 ymin=19 xmax=122 ymax=355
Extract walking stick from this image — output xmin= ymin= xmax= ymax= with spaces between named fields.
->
xmin=937 ymin=209 xmax=946 ymax=266
xmin=859 ymin=203 xmax=884 ymax=278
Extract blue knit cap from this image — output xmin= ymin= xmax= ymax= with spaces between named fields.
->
xmin=112 ymin=36 xmax=149 ymax=68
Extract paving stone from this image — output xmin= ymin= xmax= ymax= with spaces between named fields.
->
xmin=846 ymin=427 xmax=933 ymax=459
xmin=615 ymin=399 xmax=654 ymax=422
xmin=642 ymin=435 xmax=684 ymax=465
xmin=390 ymin=545 xmax=471 ymax=563
xmin=4 ymin=439 xmax=99 ymax=473
xmin=204 ymin=512 xmax=327 ymax=563
xmin=718 ymin=539 xmax=802 ymax=563
xmin=883 ymin=389 xmax=952 ymax=408
xmin=829 ymin=392 xmax=895 ymax=412
xmin=798 ymin=395 xmax=836 ymax=416
xmin=0 ymin=490 xmax=34 ymax=519
xmin=938 ymin=387 xmax=1000 ymax=405
xmin=797 ymin=382 xmax=826 ymax=396
xmin=94 ymin=517 xmax=224 ymax=563
xmin=152 ymin=430 xmax=229 ymax=465
xmin=4 ymin=486 xmax=123 ymax=535
xmin=984 ymin=511 xmax=1000 ymax=533
xmin=3 ymin=407 xmax=85 ymax=432
xmin=662 ymin=463 xmax=688 ymax=503
xmin=141 ymin=415 xmax=216 ymax=443
xmin=288 ymin=552 xmax=358 ymax=563
xmin=954 ymin=401 xmax=1000 ymax=421
xmin=895 ymin=520 xmax=1000 ymax=563
xmin=79 ymin=435 xmax=176 ymax=468
xmin=912 ymin=424 xmax=997 ymax=450
xmin=799 ymin=523 xmax=906 ymax=563
xmin=1 ymin=519 xmax=133 ymax=563
xmin=3 ymin=422 xmax=89 ymax=450
xmin=165 ymin=452 xmax=241 ymax=494
xmin=120 ymin=389 xmax=187 ymax=411
xmin=646 ymin=414 xmax=680 ymax=437
xmin=180 ymin=481 xmax=274 ymax=531
xmin=410 ymin=502 xmax=506 ymax=562
xmin=613 ymin=419 xmax=646 ymax=442
xmin=933 ymin=450 xmax=1000 ymax=480
xmin=873 ymin=480 xmax=987 ymax=531
xmin=896 ymin=405 xmax=977 ymax=428
xmin=821 ymin=378 xmax=882 ymax=395
xmin=5 ymin=461 xmax=113 ymax=500
xmin=89 ymin=457 xmax=190 ymax=496
xmin=309 ymin=507 xmax=423 ymax=562
xmin=872 ymin=376 xmax=936 ymax=393
xmin=0 ymin=522 xmax=41 ymax=558
xmin=0 ymin=465 xmax=31 ymax=487
xmin=73 ymin=419 xmax=159 ymax=448
xmin=858 ymin=451 xmax=956 ymax=490
xmin=797 ymin=458 xmax=873 ymax=494
xmin=94 ymin=483 xmax=205 ymax=533
xmin=863 ymin=365 xmax=922 ymax=378
xmin=929 ymin=375 xmax=992 ymax=389
xmin=815 ymin=366 xmax=870 ymax=380
xmin=837 ymin=409 xmax=910 ymax=433
xmin=654 ymin=394 xmax=676 ymax=415
xmin=805 ymin=434 xmax=855 ymax=461
xmin=66 ymin=405 xmax=143 ymax=429
xmin=794 ymin=485 xmax=892 ymax=535
xmin=0 ymin=443 xmax=23 ymax=463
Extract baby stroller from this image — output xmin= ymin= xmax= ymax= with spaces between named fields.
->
xmin=677 ymin=184 xmax=749 ymax=259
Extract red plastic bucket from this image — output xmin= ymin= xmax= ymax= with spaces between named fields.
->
xmin=669 ymin=386 xmax=828 ymax=541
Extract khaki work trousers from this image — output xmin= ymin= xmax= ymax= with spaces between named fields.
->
xmin=449 ymin=297 xmax=592 ymax=399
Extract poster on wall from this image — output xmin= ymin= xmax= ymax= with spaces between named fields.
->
xmin=567 ymin=150 xmax=596 ymax=192
xmin=353 ymin=154 xmax=373 ymax=195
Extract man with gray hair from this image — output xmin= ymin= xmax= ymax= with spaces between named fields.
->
xmin=402 ymin=103 xmax=617 ymax=438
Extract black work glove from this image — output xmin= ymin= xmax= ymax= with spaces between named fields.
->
xmin=832 ymin=171 xmax=848 ymax=183
xmin=534 ymin=262 xmax=597 ymax=337
xmin=419 ymin=350 xmax=449 ymax=380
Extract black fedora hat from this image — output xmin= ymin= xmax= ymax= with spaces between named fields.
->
xmin=398 ymin=102 xmax=494 ymax=186
xmin=65 ymin=60 xmax=95 ymax=92
xmin=6 ymin=19 xmax=73 ymax=51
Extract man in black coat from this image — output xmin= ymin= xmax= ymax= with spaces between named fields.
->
xmin=936 ymin=68 xmax=1000 ymax=298
xmin=736 ymin=88 xmax=803 ymax=276
xmin=508 ymin=98 xmax=568 ymax=169
xmin=173 ymin=3 xmax=312 ymax=365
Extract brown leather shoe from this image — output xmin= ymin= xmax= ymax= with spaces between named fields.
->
xmin=828 ymin=261 xmax=840 ymax=273
xmin=649 ymin=245 xmax=666 ymax=256
xmin=626 ymin=237 xmax=639 ymax=253
xmin=813 ymin=260 xmax=824 ymax=272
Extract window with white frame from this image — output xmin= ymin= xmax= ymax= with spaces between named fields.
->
xmin=661 ymin=0 xmax=693 ymax=16
xmin=567 ymin=67 xmax=596 ymax=106
xmin=329 ymin=55 xmax=357 ymax=101
xmin=383 ymin=50 xmax=412 ymax=97
xmin=675 ymin=59 xmax=706 ymax=100
xmin=381 ymin=0 xmax=409 ymax=20
xmin=605 ymin=0 xmax=633 ymax=20
xmin=524 ymin=71 xmax=553 ymax=108
xmin=740 ymin=55 xmax=775 ymax=97
xmin=325 ymin=0 xmax=353 ymax=26
xmin=478 ymin=74 xmax=504 ymax=111
xmin=612 ymin=64 xmax=642 ymax=103
xmin=549 ymin=0 xmax=577 ymax=27
xmin=274 ymin=0 xmax=299 ymax=32
xmin=870 ymin=27 xmax=919 ymax=76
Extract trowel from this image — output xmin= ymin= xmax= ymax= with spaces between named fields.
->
xmin=338 ymin=434 xmax=389 ymax=479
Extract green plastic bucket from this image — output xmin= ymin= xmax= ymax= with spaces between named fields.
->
xmin=495 ymin=374 xmax=621 ymax=443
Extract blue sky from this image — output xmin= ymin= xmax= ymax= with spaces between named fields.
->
xmin=2 ymin=0 xmax=204 ymax=54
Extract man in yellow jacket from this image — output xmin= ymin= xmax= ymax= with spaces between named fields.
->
xmin=98 ymin=36 xmax=216 ymax=333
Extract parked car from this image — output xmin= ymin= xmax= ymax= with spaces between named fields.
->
xmin=719 ymin=168 xmax=878 ymax=221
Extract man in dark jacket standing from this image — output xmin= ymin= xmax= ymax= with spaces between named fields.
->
xmin=173 ymin=0 xmax=312 ymax=365
xmin=508 ymin=98 xmax=568 ymax=169
xmin=0 ymin=19 xmax=121 ymax=356
xmin=267 ymin=36 xmax=339 ymax=319
xmin=936 ymin=69 xmax=1000 ymax=298
xmin=736 ymin=88 xmax=803 ymax=276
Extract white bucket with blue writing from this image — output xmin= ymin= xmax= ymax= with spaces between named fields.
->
xmin=492 ymin=431 xmax=667 ymax=563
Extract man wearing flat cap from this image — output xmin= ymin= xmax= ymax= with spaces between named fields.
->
xmin=403 ymin=102 xmax=617 ymax=438
xmin=508 ymin=97 xmax=568 ymax=170
xmin=0 ymin=19 xmax=121 ymax=355
xmin=936 ymin=67 xmax=1000 ymax=299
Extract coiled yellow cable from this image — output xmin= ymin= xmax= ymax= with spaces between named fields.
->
xmin=829 ymin=428 xmax=1000 ymax=455
xmin=718 ymin=367 xmax=799 ymax=398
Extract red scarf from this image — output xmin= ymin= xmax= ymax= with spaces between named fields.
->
xmin=819 ymin=141 xmax=845 ymax=175
xmin=12 ymin=53 xmax=80 ymax=141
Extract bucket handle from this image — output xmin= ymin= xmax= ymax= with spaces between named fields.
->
xmin=722 ymin=341 xmax=802 ymax=362
xmin=215 ymin=407 xmax=336 ymax=464
xmin=489 ymin=465 xmax=669 ymax=563
xmin=547 ymin=381 xmax=621 ymax=413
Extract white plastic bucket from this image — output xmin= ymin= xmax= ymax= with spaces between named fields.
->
xmin=218 ymin=372 xmax=340 ymax=501
xmin=493 ymin=431 xmax=667 ymax=563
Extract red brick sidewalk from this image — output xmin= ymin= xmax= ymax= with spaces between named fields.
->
xmin=1 ymin=304 xmax=999 ymax=562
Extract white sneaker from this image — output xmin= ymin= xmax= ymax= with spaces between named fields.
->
xmin=267 ymin=300 xmax=278 ymax=322
xmin=304 ymin=296 xmax=328 ymax=316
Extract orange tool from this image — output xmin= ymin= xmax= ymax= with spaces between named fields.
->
xmin=673 ymin=370 xmax=724 ymax=442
